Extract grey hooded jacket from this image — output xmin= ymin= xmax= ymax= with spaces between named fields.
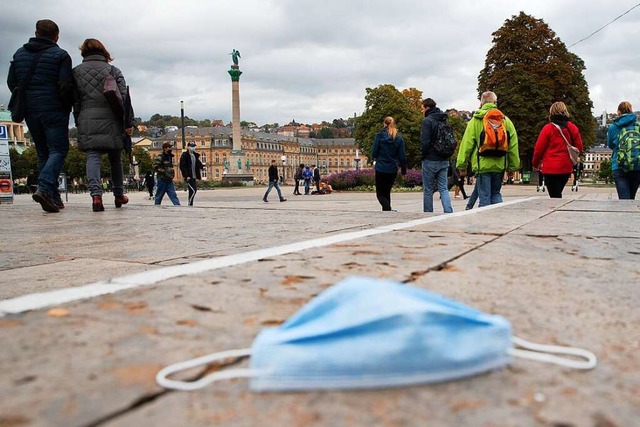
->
xmin=73 ymin=54 xmax=127 ymax=151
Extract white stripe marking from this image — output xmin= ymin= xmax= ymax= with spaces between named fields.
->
xmin=0 ymin=197 xmax=535 ymax=316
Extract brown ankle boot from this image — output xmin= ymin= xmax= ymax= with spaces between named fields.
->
xmin=114 ymin=195 xmax=129 ymax=208
xmin=92 ymin=195 xmax=104 ymax=212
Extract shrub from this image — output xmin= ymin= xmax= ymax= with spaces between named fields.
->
xmin=327 ymin=168 xmax=424 ymax=190
xmin=326 ymin=169 xmax=376 ymax=190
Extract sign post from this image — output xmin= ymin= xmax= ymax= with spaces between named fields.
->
xmin=0 ymin=125 xmax=14 ymax=204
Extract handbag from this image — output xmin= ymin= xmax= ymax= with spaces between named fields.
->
xmin=103 ymin=66 xmax=124 ymax=119
xmin=8 ymin=52 xmax=44 ymax=123
xmin=552 ymin=123 xmax=580 ymax=166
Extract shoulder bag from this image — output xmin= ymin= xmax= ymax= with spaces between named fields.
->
xmin=8 ymin=52 xmax=44 ymax=123
xmin=552 ymin=123 xmax=580 ymax=166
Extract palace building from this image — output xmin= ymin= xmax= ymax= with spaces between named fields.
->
xmin=141 ymin=127 xmax=367 ymax=184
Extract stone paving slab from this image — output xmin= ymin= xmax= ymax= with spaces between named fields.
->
xmin=0 ymin=186 xmax=638 ymax=427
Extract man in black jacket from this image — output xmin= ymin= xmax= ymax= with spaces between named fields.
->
xmin=263 ymin=160 xmax=286 ymax=203
xmin=313 ymin=164 xmax=321 ymax=193
xmin=179 ymin=141 xmax=204 ymax=206
xmin=7 ymin=20 xmax=74 ymax=213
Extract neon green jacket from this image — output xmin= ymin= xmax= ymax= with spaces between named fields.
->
xmin=455 ymin=103 xmax=520 ymax=173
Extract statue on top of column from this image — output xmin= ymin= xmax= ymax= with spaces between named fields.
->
xmin=230 ymin=49 xmax=241 ymax=66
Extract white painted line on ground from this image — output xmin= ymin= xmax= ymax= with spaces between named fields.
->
xmin=0 ymin=197 xmax=536 ymax=316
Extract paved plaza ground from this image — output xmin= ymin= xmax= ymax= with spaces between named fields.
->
xmin=0 ymin=184 xmax=638 ymax=427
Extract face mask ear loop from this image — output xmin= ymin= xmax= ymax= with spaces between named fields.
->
xmin=508 ymin=336 xmax=597 ymax=370
xmin=156 ymin=348 xmax=257 ymax=391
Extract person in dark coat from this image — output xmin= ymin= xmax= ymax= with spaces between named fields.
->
xmin=73 ymin=38 xmax=134 ymax=212
xmin=7 ymin=19 xmax=74 ymax=212
xmin=144 ymin=172 xmax=155 ymax=199
xmin=263 ymin=160 xmax=286 ymax=202
xmin=371 ymin=116 xmax=407 ymax=211
xmin=313 ymin=164 xmax=321 ymax=192
xmin=179 ymin=141 xmax=204 ymax=206
xmin=293 ymin=163 xmax=304 ymax=195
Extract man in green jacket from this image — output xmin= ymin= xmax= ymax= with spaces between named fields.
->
xmin=456 ymin=91 xmax=520 ymax=207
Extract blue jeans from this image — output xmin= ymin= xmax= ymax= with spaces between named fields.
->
xmin=25 ymin=112 xmax=69 ymax=198
xmin=476 ymin=172 xmax=503 ymax=207
xmin=613 ymin=169 xmax=640 ymax=200
xmin=264 ymin=179 xmax=284 ymax=200
xmin=422 ymin=160 xmax=452 ymax=213
xmin=304 ymin=179 xmax=311 ymax=194
xmin=86 ymin=150 xmax=124 ymax=197
xmin=155 ymin=179 xmax=181 ymax=205
xmin=466 ymin=184 xmax=478 ymax=210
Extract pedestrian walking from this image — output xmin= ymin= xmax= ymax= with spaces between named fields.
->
xmin=7 ymin=19 xmax=74 ymax=212
xmin=420 ymin=98 xmax=454 ymax=213
xmin=263 ymin=160 xmax=286 ymax=203
xmin=73 ymin=38 xmax=134 ymax=212
xmin=293 ymin=163 xmax=304 ymax=195
xmin=456 ymin=91 xmax=520 ymax=207
xmin=179 ymin=141 xmax=204 ymax=206
xmin=144 ymin=171 xmax=155 ymax=199
xmin=371 ymin=116 xmax=407 ymax=211
xmin=302 ymin=165 xmax=313 ymax=195
xmin=607 ymin=101 xmax=640 ymax=199
xmin=313 ymin=164 xmax=321 ymax=193
xmin=532 ymin=102 xmax=583 ymax=198
xmin=154 ymin=142 xmax=180 ymax=205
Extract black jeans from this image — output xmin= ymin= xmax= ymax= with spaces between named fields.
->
xmin=544 ymin=173 xmax=570 ymax=198
xmin=186 ymin=179 xmax=198 ymax=205
xmin=613 ymin=169 xmax=640 ymax=199
xmin=375 ymin=170 xmax=397 ymax=211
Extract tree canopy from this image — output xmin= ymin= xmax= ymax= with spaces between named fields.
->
xmin=478 ymin=12 xmax=595 ymax=170
xmin=354 ymin=84 xmax=423 ymax=168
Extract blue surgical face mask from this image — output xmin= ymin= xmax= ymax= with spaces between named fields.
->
xmin=189 ymin=146 xmax=196 ymax=152
xmin=157 ymin=276 xmax=596 ymax=392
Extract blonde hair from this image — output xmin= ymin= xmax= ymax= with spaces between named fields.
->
xmin=383 ymin=116 xmax=397 ymax=139
xmin=618 ymin=101 xmax=633 ymax=114
xmin=79 ymin=38 xmax=113 ymax=62
xmin=549 ymin=101 xmax=570 ymax=118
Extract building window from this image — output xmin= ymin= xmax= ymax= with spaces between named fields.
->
xmin=201 ymin=154 xmax=207 ymax=163
xmin=215 ymin=154 xmax=219 ymax=163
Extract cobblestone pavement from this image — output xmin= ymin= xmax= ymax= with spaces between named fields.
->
xmin=0 ymin=185 xmax=638 ymax=427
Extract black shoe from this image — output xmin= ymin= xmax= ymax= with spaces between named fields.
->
xmin=280 ymin=198 xmax=287 ymax=202
xmin=263 ymin=198 xmax=268 ymax=203
xmin=33 ymin=190 xmax=60 ymax=213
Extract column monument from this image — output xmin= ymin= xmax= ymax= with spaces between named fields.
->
xmin=225 ymin=49 xmax=253 ymax=184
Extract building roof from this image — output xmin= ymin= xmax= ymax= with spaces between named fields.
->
xmin=588 ymin=145 xmax=612 ymax=153
xmin=0 ymin=110 xmax=16 ymax=123
xmin=156 ymin=126 xmax=355 ymax=147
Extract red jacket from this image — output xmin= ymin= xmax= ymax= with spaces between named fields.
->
xmin=533 ymin=121 xmax=583 ymax=174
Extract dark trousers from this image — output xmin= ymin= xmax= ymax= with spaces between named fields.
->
xmin=613 ymin=169 xmax=640 ymax=199
xmin=544 ymin=174 xmax=570 ymax=198
xmin=293 ymin=179 xmax=301 ymax=195
xmin=186 ymin=179 xmax=198 ymax=206
xmin=375 ymin=170 xmax=397 ymax=211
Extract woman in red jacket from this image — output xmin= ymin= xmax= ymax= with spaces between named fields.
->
xmin=532 ymin=102 xmax=583 ymax=198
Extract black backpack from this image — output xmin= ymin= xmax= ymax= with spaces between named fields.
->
xmin=433 ymin=119 xmax=457 ymax=157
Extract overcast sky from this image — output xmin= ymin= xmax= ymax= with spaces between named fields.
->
xmin=2 ymin=1 xmax=639 ymax=126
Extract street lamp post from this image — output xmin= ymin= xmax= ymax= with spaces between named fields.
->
xmin=355 ymin=149 xmax=361 ymax=170
xmin=180 ymin=100 xmax=186 ymax=150
xmin=281 ymin=155 xmax=287 ymax=184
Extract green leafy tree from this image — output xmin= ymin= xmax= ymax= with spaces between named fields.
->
xmin=319 ymin=127 xmax=334 ymax=139
xmin=353 ymin=84 xmax=422 ymax=168
xmin=18 ymin=147 xmax=38 ymax=175
xmin=63 ymin=145 xmax=87 ymax=179
xmin=9 ymin=148 xmax=30 ymax=178
xmin=598 ymin=159 xmax=612 ymax=183
xmin=133 ymin=146 xmax=154 ymax=175
xmin=478 ymin=12 xmax=595 ymax=170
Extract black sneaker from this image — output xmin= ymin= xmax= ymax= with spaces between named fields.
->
xmin=33 ymin=190 xmax=60 ymax=213
xmin=280 ymin=198 xmax=287 ymax=202
xmin=263 ymin=198 xmax=268 ymax=203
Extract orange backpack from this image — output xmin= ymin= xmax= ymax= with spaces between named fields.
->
xmin=478 ymin=109 xmax=509 ymax=157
